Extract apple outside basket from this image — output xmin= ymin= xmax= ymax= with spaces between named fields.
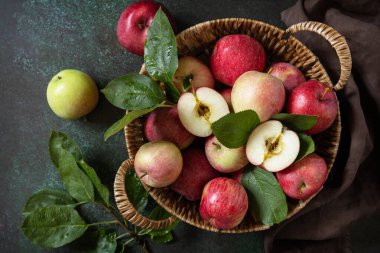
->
xmin=113 ymin=19 xmax=352 ymax=233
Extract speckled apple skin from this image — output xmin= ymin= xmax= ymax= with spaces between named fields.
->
xmin=287 ymin=80 xmax=338 ymax=135
xmin=144 ymin=107 xmax=195 ymax=149
xmin=199 ymin=177 xmax=248 ymax=229
xmin=268 ymin=62 xmax=306 ymax=94
xmin=117 ymin=0 xmax=176 ymax=56
xmin=276 ymin=153 xmax=328 ymax=200
xmin=170 ymin=148 xmax=220 ymax=201
xmin=210 ymin=34 xmax=266 ymax=86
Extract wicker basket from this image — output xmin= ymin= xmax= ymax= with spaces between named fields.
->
xmin=114 ymin=19 xmax=352 ymax=233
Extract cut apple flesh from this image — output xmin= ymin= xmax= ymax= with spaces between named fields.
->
xmin=177 ymin=87 xmax=229 ymax=137
xmin=246 ymin=120 xmax=300 ymax=172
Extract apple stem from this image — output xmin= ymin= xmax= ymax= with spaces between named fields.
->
xmin=139 ymin=173 xmax=147 ymax=180
xmin=267 ymin=66 xmax=273 ymax=74
xmin=320 ymin=87 xmax=331 ymax=101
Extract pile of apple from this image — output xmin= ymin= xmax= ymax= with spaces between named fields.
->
xmin=117 ymin=1 xmax=338 ymax=230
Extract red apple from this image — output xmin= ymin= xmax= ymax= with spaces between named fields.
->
xmin=220 ymin=88 xmax=232 ymax=111
xmin=134 ymin=141 xmax=182 ymax=188
xmin=268 ymin=62 xmax=306 ymax=94
xmin=170 ymin=148 xmax=220 ymax=201
xmin=173 ymin=56 xmax=215 ymax=93
xmin=231 ymin=71 xmax=285 ymax=122
xmin=276 ymin=153 xmax=328 ymax=200
xmin=287 ymin=80 xmax=338 ymax=135
xmin=205 ymin=135 xmax=249 ymax=173
xmin=144 ymin=106 xmax=195 ymax=149
xmin=230 ymin=169 xmax=244 ymax=183
xmin=210 ymin=34 xmax=266 ymax=86
xmin=117 ymin=0 xmax=176 ymax=56
xmin=200 ymin=177 xmax=248 ymax=230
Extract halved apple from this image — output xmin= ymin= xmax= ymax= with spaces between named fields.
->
xmin=246 ymin=120 xmax=300 ymax=172
xmin=177 ymin=87 xmax=230 ymax=137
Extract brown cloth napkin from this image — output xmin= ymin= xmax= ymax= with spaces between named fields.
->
xmin=265 ymin=0 xmax=380 ymax=252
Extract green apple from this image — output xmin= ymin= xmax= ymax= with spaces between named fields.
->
xmin=46 ymin=69 xmax=99 ymax=119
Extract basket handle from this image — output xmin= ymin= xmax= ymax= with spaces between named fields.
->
xmin=286 ymin=21 xmax=352 ymax=91
xmin=114 ymin=159 xmax=177 ymax=229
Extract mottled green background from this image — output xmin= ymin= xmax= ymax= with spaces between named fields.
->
xmin=1 ymin=0 xmax=379 ymax=252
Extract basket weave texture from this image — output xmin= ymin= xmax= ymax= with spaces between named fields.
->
xmin=114 ymin=18 xmax=351 ymax=233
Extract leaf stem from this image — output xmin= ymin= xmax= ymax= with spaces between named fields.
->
xmin=124 ymin=237 xmax=135 ymax=246
xmin=116 ymin=232 xmax=131 ymax=240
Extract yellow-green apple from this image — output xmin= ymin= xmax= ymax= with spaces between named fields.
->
xmin=210 ymin=34 xmax=266 ymax=86
xmin=134 ymin=141 xmax=182 ymax=188
xmin=177 ymin=87 xmax=229 ymax=137
xmin=276 ymin=153 xmax=328 ymax=199
xmin=46 ymin=69 xmax=99 ymax=120
xmin=117 ymin=0 xmax=176 ymax=56
xmin=231 ymin=71 xmax=285 ymax=122
xmin=287 ymin=80 xmax=338 ymax=135
xmin=173 ymin=56 xmax=215 ymax=93
xmin=268 ymin=62 xmax=306 ymax=94
xmin=199 ymin=177 xmax=248 ymax=230
xmin=170 ymin=148 xmax=220 ymax=201
xmin=144 ymin=107 xmax=195 ymax=149
xmin=246 ymin=120 xmax=300 ymax=172
xmin=220 ymin=88 xmax=232 ymax=111
xmin=205 ymin=135 xmax=248 ymax=173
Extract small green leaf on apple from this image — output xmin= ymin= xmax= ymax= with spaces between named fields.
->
xmin=211 ymin=110 xmax=260 ymax=148
xmin=101 ymin=73 xmax=164 ymax=110
xmin=296 ymin=133 xmax=315 ymax=162
xmin=144 ymin=8 xmax=180 ymax=102
xmin=271 ymin=113 xmax=317 ymax=132
xmin=242 ymin=166 xmax=288 ymax=226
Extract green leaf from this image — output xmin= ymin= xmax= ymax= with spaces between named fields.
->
xmin=49 ymin=131 xmax=82 ymax=167
xmin=271 ymin=113 xmax=317 ymax=132
xmin=21 ymin=205 xmax=88 ymax=248
xmin=139 ymin=205 xmax=178 ymax=244
xmin=101 ymin=73 xmax=164 ymax=110
xmin=211 ymin=110 xmax=260 ymax=148
xmin=296 ymin=133 xmax=315 ymax=161
xmin=88 ymin=228 xmax=117 ymax=253
xmin=144 ymin=8 xmax=179 ymax=102
xmin=58 ymin=150 xmax=94 ymax=202
xmin=242 ymin=166 xmax=288 ymax=226
xmin=78 ymin=160 xmax=110 ymax=206
xmin=125 ymin=169 xmax=148 ymax=213
xmin=104 ymin=105 xmax=159 ymax=141
xmin=23 ymin=188 xmax=75 ymax=216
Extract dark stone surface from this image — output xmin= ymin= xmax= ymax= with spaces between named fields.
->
xmin=2 ymin=0 xmax=378 ymax=253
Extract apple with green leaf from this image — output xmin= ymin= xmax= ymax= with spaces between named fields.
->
xmin=173 ymin=56 xmax=215 ymax=93
xmin=46 ymin=69 xmax=99 ymax=120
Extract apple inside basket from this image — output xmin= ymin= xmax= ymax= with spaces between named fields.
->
xmin=114 ymin=18 xmax=351 ymax=233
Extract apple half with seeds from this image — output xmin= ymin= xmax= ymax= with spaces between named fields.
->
xmin=246 ymin=120 xmax=300 ymax=172
xmin=177 ymin=87 xmax=229 ymax=137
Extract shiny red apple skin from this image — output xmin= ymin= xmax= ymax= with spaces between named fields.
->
xmin=287 ymin=80 xmax=338 ymax=135
xmin=144 ymin=106 xmax=195 ymax=149
xmin=268 ymin=62 xmax=306 ymax=95
xmin=200 ymin=177 xmax=248 ymax=230
xmin=117 ymin=0 xmax=176 ymax=56
xmin=276 ymin=153 xmax=328 ymax=200
xmin=210 ymin=34 xmax=266 ymax=86
xmin=170 ymin=148 xmax=220 ymax=201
